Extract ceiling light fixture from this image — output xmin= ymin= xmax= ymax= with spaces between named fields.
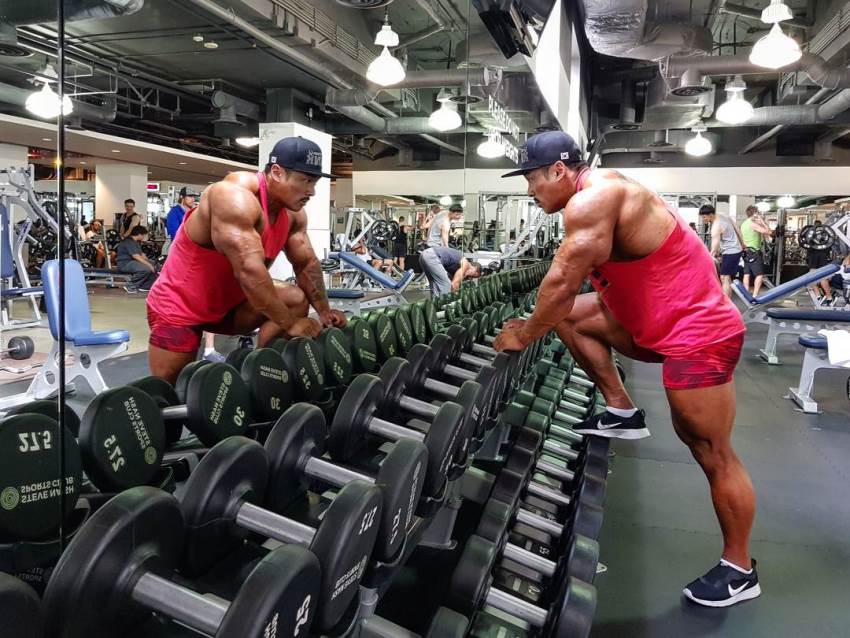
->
xmin=439 ymin=195 xmax=452 ymax=206
xmin=429 ymin=90 xmax=462 ymax=132
xmin=235 ymin=136 xmax=262 ymax=147
xmin=761 ymin=0 xmax=793 ymax=23
xmin=716 ymin=75 xmax=754 ymax=124
xmin=777 ymin=195 xmax=796 ymax=208
xmin=749 ymin=23 xmax=801 ymax=69
xmin=366 ymin=12 xmax=405 ymax=87
xmin=685 ymin=123 xmax=712 ymax=157
xmin=477 ymin=130 xmax=505 ymax=159
xmin=756 ymin=200 xmax=771 ymax=213
xmin=192 ymin=33 xmax=204 ymax=42
xmin=111 ymin=149 xmax=120 ymax=153
xmin=25 ymin=82 xmax=72 ymax=119
xmin=203 ymin=41 xmax=219 ymax=49
xmin=178 ymin=162 xmax=187 ymax=165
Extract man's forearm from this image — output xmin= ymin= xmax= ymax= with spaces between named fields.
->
xmin=237 ymin=266 xmax=297 ymax=329
xmin=519 ymin=270 xmax=579 ymax=342
xmin=295 ymin=258 xmax=330 ymax=313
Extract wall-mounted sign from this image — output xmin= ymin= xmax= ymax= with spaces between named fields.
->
xmin=146 ymin=182 xmax=160 ymax=192
xmin=488 ymin=96 xmax=521 ymax=165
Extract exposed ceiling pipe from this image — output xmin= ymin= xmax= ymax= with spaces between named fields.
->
xmin=0 ymin=80 xmax=116 ymax=121
xmin=410 ymin=0 xmax=449 ymax=30
xmin=738 ymin=87 xmax=831 ymax=154
xmin=326 ymin=68 xmax=500 ymax=109
xmin=719 ymin=3 xmax=809 ymax=29
xmin=815 ymin=127 xmax=850 ymax=159
xmin=619 ymin=79 xmax=636 ymax=127
xmin=0 ymin=0 xmax=143 ymax=24
xmin=398 ymin=25 xmax=445 ymax=49
xmin=666 ymin=53 xmax=850 ymax=89
xmin=418 ymin=134 xmax=465 ymax=155
xmin=581 ymin=0 xmax=712 ymax=60
xmin=600 ymin=145 xmax=687 ymax=155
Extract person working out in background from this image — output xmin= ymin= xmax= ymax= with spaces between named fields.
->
xmin=119 ymin=198 xmax=142 ymax=239
xmin=146 ymin=136 xmax=346 ymax=384
xmin=426 ymin=203 xmax=464 ymax=248
xmin=700 ymin=204 xmax=745 ymax=298
xmin=117 ymin=226 xmax=157 ymax=293
xmin=394 ymin=216 xmax=409 ymax=270
xmin=492 ymin=131 xmax=757 ymax=609
xmin=420 ymin=245 xmax=481 ymax=297
xmin=739 ymin=205 xmax=773 ymax=298
xmin=805 ymin=220 xmax=835 ymax=305
xmin=162 ymin=186 xmax=223 ymax=362
xmin=82 ymin=219 xmax=106 ymax=269
xmin=353 ymin=239 xmax=394 ymax=273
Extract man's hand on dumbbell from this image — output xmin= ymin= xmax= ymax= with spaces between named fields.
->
xmin=318 ymin=308 xmax=347 ymax=328
xmin=502 ymin=318 xmax=526 ymax=331
xmin=493 ymin=327 xmax=530 ymax=353
xmin=285 ymin=316 xmax=323 ymax=338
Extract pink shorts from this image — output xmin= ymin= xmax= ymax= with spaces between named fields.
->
xmin=636 ymin=334 xmax=744 ymax=390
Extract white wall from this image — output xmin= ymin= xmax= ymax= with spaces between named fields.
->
xmin=354 ymin=169 xmax=528 ymax=198
xmin=0 ymin=143 xmax=27 ymax=171
xmin=332 ymin=178 xmax=354 ymax=208
xmin=259 ymin=123 xmax=332 ymax=281
xmin=95 ymin=163 xmax=148 ymax=227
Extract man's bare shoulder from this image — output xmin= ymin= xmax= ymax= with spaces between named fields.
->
xmin=565 ymin=177 xmax=630 ymax=224
xmin=287 ymin=208 xmax=308 ymax=234
xmin=206 ymin=175 xmax=262 ymax=224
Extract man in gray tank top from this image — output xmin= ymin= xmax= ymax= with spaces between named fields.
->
xmin=700 ymin=204 xmax=743 ymax=298
xmin=426 ymin=204 xmax=464 ymax=248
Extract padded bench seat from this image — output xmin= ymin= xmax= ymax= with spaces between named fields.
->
xmin=766 ymin=308 xmax=850 ymax=322
xmin=334 ymin=252 xmax=414 ymax=291
xmin=328 ymin=289 xmax=365 ymax=299
xmin=735 ymin=263 xmax=839 ymax=305
xmin=0 ymin=286 xmax=43 ymax=297
xmin=72 ymin=329 xmax=131 ymax=347
xmin=798 ymin=334 xmax=828 ymax=349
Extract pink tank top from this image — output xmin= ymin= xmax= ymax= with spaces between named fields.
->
xmin=147 ymin=172 xmax=291 ymax=325
xmin=580 ymin=171 xmax=745 ymax=356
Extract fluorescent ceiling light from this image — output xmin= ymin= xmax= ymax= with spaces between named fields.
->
xmin=429 ymin=92 xmax=462 ymax=132
xmin=439 ymin=195 xmax=452 ymax=206
xmin=749 ymin=23 xmax=801 ymax=69
xmin=777 ymin=195 xmax=796 ymax=208
xmin=192 ymin=33 xmax=204 ymax=42
xmin=685 ymin=125 xmax=712 ymax=157
xmin=756 ymin=201 xmax=771 ymax=213
xmin=716 ymin=76 xmax=754 ymax=124
xmin=203 ymin=41 xmax=219 ymax=49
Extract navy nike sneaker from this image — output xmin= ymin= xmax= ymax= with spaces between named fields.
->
xmin=572 ymin=409 xmax=650 ymax=440
xmin=683 ymin=559 xmax=761 ymax=607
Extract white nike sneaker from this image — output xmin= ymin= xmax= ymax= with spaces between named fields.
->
xmin=572 ymin=409 xmax=651 ymax=440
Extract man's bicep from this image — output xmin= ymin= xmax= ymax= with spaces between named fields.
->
xmin=285 ymin=229 xmax=317 ymax=268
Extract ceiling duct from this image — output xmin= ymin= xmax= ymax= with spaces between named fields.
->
xmin=211 ymin=90 xmax=261 ymax=124
xmin=0 ymin=80 xmax=116 ymax=122
xmin=0 ymin=0 xmax=144 ymax=24
xmin=581 ymin=0 xmax=712 ymax=61
xmin=0 ymin=22 xmax=29 ymax=57
xmin=333 ymin=0 xmax=393 ymax=7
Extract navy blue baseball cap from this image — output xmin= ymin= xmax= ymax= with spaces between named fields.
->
xmin=268 ymin=136 xmax=337 ymax=179
xmin=502 ymin=131 xmax=583 ymax=178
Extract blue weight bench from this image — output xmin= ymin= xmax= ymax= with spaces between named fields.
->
xmin=760 ymin=307 xmax=850 ymax=364
xmin=0 ymin=202 xmax=43 ymax=327
xmin=26 ymin=259 xmax=130 ymax=398
xmin=733 ymin=264 xmax=840 ymax=325
xmin=327 ymin=252 xmax=415 ymax=314
xmin=335 ymin=252 xmax=415 ymax=292
xmin=788 ymin=333 xmax=850 ymax=413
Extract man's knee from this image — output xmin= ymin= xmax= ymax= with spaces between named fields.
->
xmin=687 ymin=438 xmax=736 ymax=477
xmin=277 ymin=285 xmax=309 ymax=315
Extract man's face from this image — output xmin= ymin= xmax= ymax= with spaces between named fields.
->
xmin=525 ymin=163 xmax=570 ymax=214
xmin=269 ymin=166 xmax=319 ymax=211
xmin=182 ymin=196 xmax=196 ymax=208
xmin=468 ymin=267 xmax=481 ymax=280
xmin=92 ymin=221 xmax=102 ymax=232
xmin=124 ymin=202 xmax=135 ymax=214
xmin=700 ymin=214 xmax=715 ymax=224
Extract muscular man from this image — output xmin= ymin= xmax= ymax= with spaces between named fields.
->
xmin=739 ymin=205 xmax=773 ymax=298
xmin=426 ymin=204 xmax=463 ymax=248
xmin=420 ymin=246 xmax=481 ymax=297
xmin=146 ymin=136 xmax=346 ymax=384
xmin=493 ymin=131 xmax=758 ymax=608
xmin=700 ymin=204 xmax=745 ymax=298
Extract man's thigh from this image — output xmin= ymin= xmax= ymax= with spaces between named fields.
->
xmin=667 ymin=382 xmax=736 ymax=448
xmin=562 ymin=293 xmax=663 ymax=363
xmin=207 ymin=282 xmax=306 ymax=335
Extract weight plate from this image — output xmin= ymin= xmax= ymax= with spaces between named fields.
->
xmin=268 ymin=338 xmax=288 ymax=355
xmin=241 ymin=348 xmax=291 ymax=422
xmin=0 ymin=414 xmax=82 ymax=540
xmin=327 ymin=374 xmax=383 ymax=461
xmin=174 ymin=359 xmax=210 ymax=404
xmin=423 ymin=402 xmax=464 ymax=498
xmin=185 ymin=363 xmax=252 ymax=446
xmin=320 ymin=328 xmax=353 ymax=387
xmin=421 ymin=300 xmax=437 ymax=336
xmin=345 ymin=318 xmax=378 ymax=373
xmin=476 ymin=499 xmax=512 ymax=545
xmin=447 ymin=535 xmax=498 ymax=615
xmin=377 ymin=357 xmax=410 ymax=417
xmin=388 ymin=308 xmax=414 ymax=356
xmin=282 ymin=338 xmax=326 ymax=403
xmin=369 ymin=313 xmax=398 ymax=362
xmin=127 ymin=377 xmax=182 ymax=446
xmin=8 ymin=336 xmax=34 ymax=360
xmin=4 ymin=400 xmax=81 ymax=438
xmin=79 ymin=386 xmax=166 ymax=492
xmin=0 ymin=572 xmax=43 ymax=637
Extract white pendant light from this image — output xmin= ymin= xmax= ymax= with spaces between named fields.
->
xmin=761 ymin=0 xmax=793 ymax=24
xmin=777 ymin=195 xmax=796 ymax=208
xmin=367 ymin=47 xmax=406 ymax=86
xmin=429 ymin=91 xmax=462 ymax=132
xmin=749 ymin=23 xmax=801 ymax=69
xmin=235 ymin=137 xmax=262 ymax=147
xmin=367 ymin=13 xmax=405 ymax=87
xmin=477 ymin=130 xmax=505 ymax=159
xmin=439 ymin=195 xmax=452 ymax=206
xmin=685 ymin=124 xmax=712 ymax=157
xmin=716 ymin=75 xmax=754 ymax=124
xmin=25 ymin=82 xmax=72 ymax=119
xmin=756 ymin=201 xmax=772 ymax=213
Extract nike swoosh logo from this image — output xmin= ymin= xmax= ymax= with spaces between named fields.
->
xmin=598 ymin=421 xmax=623 ymax=430
xmin=728 ymin=582 xmax=749 ymax=596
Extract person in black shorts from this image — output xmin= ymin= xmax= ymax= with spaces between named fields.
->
xmin=393 ymin=216 xmax=409 ymax=270
xmin=806 ymin=220 xmax=835 ymax=305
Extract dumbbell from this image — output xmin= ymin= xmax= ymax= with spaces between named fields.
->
xmin=264 ymin=402 xmax=426 ymax=563
xmin=447 ymin=535 xmax=596 ymax=638
xmin=43 ymin=487 xmax=322 ymax=638
xmin=179 ymin=436 xmax=382 ymax=633
xmin=0 ymin=414 xmax=82 ymax=541
xmin=363 ymin=607 xmax=469 ymax=638
xmin=1 ymin=335 xmax=34 ymax=360
xmin=329 ymin=373 xmax=464 ymax=502
xmin=0 ymin=573 xmax=41 ymax=638
xmin=220 ymin=347 xmax=293 ymax=423
xmin=269 ymin=328 xmax=356 ymax=398
xmin=1 ymin=399 xmax=81 ymax=435
xmin=513 ymin=389 xmax=597 ymax=429
xmin=491 ymin=464 xmax=604 ymax=540
xmin=360 ymin=311 xmax=400 ymax=363
xmin=377 ymin=352 xmax=485 ymax=471
xmin=476 ymin=498 xmax=600 ymax=592
xmin=499 ymin=400 xmax=610 ymax=459
xmin=345 ymin=316 xmax=380 ymax=373
xmin=510 ymin=425 xmax=608 ymax=483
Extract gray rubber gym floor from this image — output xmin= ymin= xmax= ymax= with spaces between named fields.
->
xmin=591 ymin=323 xmax=850 ymax=638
